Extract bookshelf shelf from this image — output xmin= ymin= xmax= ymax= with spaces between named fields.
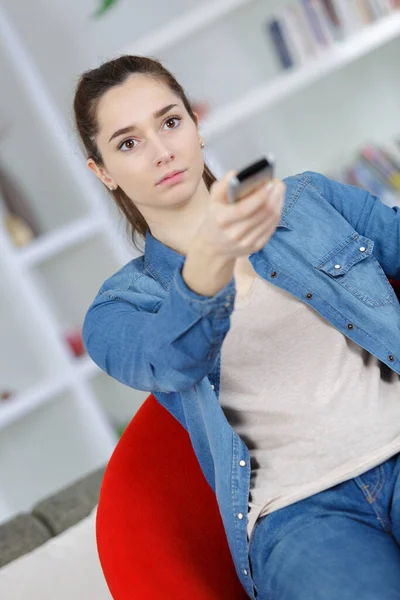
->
xmin=15 ymin=214 xmax=104 ymax=268
xmin=202 ymin=11 xmax=400 ymax=141
xmin=0 ymin=373 xmax=72 ymax=431
xmin=0 ymin=355 xmax=104 ymax=432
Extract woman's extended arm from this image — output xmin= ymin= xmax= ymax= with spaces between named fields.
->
xmin=82 ymin=245 xmax=236 ymax=394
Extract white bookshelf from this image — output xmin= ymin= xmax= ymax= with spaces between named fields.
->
xmin=15 ymin=214 xmax=104 ymax=268
xmin=1 ymin=1 xmax=400 ymax=524
xmin=201 ymin=11 xmax=400 ymax=140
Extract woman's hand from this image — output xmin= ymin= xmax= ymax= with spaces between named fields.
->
xmin=195 ymin=169 xmax=286 ymax=259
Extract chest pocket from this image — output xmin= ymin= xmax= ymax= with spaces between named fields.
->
xmin=315 ymin=232 xmax=398 ymax=308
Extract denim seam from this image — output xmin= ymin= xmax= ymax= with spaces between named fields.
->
xmin=248 ymin=515 xmax=266 ymax=556
xmin=354 ymin=470 xmax=391 ymax=533
xmin=367 ymin=465 xmax=385 ymax=501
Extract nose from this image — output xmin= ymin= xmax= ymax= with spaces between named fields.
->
xmin=150 ymin=135 xmax=174 ymax=165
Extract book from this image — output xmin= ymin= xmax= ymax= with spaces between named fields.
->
xmin=330 ymin=0 xmax=365 ymax=35
xmin=349 ymin=0 xmax=369 ymax=26
xmin=355 ymin=0 xmax=376 ymax=23
xmin=366 ymin=0 xmax=385 ymax=18
xmin=288 ymin=2 xmax=322 ymax=57
xmin=301 ymin=0 xmax=331 ymax=47
xmin=310 ymin=0 xmax=336 ymax=45
xmin=376 ymin=0 xmax=394 ymax=15
xmin=267 ymin=18 xmax=295 ymax=70
xmin=0 ymin=161 xmax=41 ymax=238
xmin=320 ymin=0 xmax=341 ymax=26
xmin=346 ymin=159 xmax=399 ymax=206
xmin=280 ymin=7 xmax=310 ymax=66
xmin=381 ymin=138 xmax=400 ymax=169
xmin=360 ymin=144 xmax=400 ymax=190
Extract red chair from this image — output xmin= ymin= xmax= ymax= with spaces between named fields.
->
xmin=389 ymin=278 xmax=400 ymax=302
xmin=96 ymin=279 xmax=400 ymax=599
xmin=96 ymin=393 xmax=248 ymax=600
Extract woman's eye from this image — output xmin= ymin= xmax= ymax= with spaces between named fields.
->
xmin=164 ymin=116 xmax=181 ymax=129
xmin=118 ymin=116 xmax=181 ymax=153
xmin=118 ymin=138 xmax=137 ymax=152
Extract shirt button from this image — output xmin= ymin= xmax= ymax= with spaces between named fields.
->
xmin=359 ymin=246 xmax=366 ymax=252
xmin=238 ymin=512 xmax=244 ymax=519
xmin=211 ymin=384 xmax=215 ymax=390
xmin=239 ymin=460 xmax=246 ymax=466
xmin=334 ymin=264 xmax=341 ymax=269
xmin=243 ymin=569 xmax=248 ymax=576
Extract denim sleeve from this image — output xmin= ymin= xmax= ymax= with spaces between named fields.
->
xmin=82 ymin=259 xmax=236 ymax=393
xmin=303 ymin=170 xmax=400 ymax=280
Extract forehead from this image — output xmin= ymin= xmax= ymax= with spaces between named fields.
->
xmin=96 ymin=74 xmax=178 ymax=135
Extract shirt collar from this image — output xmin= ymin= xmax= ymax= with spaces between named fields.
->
xmin=144 ymin=227 xmax=186 ymax=291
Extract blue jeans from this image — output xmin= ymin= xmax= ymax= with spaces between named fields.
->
xmin=248 ymin=451 xmax=400 ymax=599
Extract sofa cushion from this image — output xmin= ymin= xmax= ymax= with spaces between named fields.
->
xmin=0 ymin=514 xmax=52 ymax=568
xmin=0 ymin=505 xmax=112 ymax=600
xmin=31 ymin=466 xmax=105 ymax=536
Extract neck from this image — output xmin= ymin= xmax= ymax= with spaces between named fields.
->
xmin=144 ymin=177 xmax=211 ymax=257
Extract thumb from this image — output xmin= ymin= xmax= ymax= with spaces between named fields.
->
xmin=212 ymin=169 xmax=237 ymax=205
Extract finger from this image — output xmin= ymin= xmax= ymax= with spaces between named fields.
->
xmin=216 ymin=170 xmax=237 ymax=204
xmin=223 ymin=180 xmax=273 ymax=225
xmin=229 ymin=201 xmax=277 ymax=242
xmin=266 ymin=179 xmax=286 ymax=203
xmin=240 ymin=212 xmax=280 ymax=249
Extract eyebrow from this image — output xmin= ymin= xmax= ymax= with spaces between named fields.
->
xmin=108 ymin=103 xmax=179 ymax=143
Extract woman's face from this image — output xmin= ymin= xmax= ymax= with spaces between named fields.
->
xmin=88 ymin=74 xmax=204 ymax=212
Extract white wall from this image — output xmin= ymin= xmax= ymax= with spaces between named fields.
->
xmin=1 ymin=0 xmax=205 ymax=121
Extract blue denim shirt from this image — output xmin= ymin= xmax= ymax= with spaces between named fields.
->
xmin=82 ymin=170 xmax=400 ymax=599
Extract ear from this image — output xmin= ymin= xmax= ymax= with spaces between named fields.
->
xmin=87 ymin=157 xmax=116 ymax=189
xmin=192 ymin=111 xmax=199 ymax=129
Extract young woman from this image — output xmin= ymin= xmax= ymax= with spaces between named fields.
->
xmin=74 ymin=55 xmax=400 ymax=599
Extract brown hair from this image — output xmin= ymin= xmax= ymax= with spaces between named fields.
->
xmin=73 ymin=55 xmax=216 ymax=253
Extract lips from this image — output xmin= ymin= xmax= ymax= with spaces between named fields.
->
xmin=157 ymin=169 xmax=185 ymax=184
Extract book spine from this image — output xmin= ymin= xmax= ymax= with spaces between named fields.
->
xmin=366 ymin=0 xmax=384 ymax=18
xmin=381 ymin=138 xmax=400 ymax=169
xmin=317 ymin=0 xmax=344 ymax=40
xmin=330 ymin=0 xmax=362 ymax=34
xmin=267 ymin=18 xmax=294 ymax=70
xmin=320 ymin=0 xmax=341 ymax=25
xmin=301 ymin=0 xmax=329 ymax=46
xmin=0 ymin=163 xmax=41 ymax=237
xmin=360 ymin=144 xmax=400 ymax=195
xmin=280 ymin=8 xmax=309 ymax=65
xmin=289 ymin=3 xmax=322 ymax=56
xmin=376 ymin=0 xmax=394 ymax=14
xmin=351 ymin=159 xmax=399 ymax=206
xmin=311 ymin=0 xmax=336 ymax=45
xmin=344 ymin=168 xmax=361 ymax=187
xmin=349 ymin=0 xmax=368 ymax=27
xmin=371 ymin=145 xmax=400 ymax=190
xmin=355 ymin=0 xmax=375 ymax=23
xmin=361 ymin=145 xmax=396 ymax=180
